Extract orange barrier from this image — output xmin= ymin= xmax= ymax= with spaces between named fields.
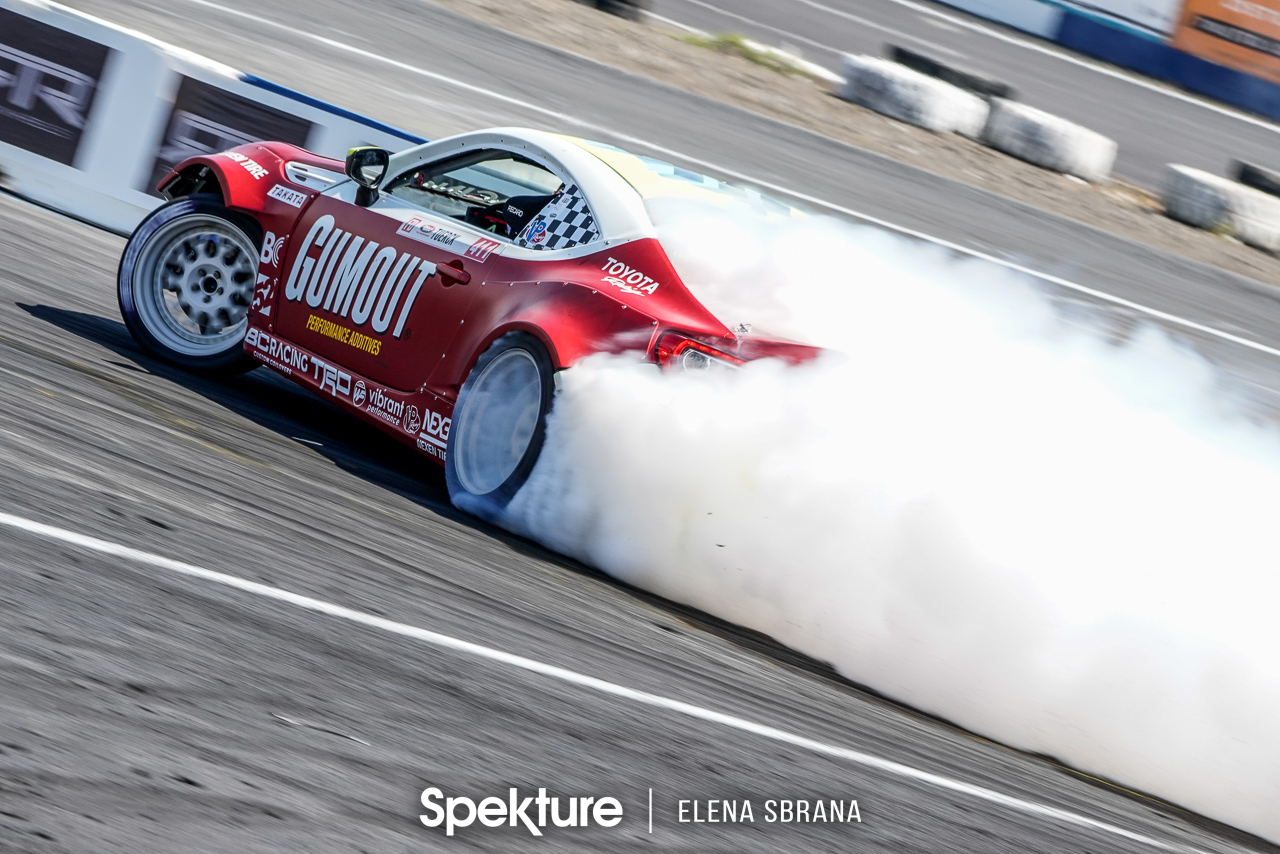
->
xmin=1172 ymin=0 xmax=1280 ymax=86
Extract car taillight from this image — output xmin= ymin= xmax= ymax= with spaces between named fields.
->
xmin=654 ymin=332 xmax=747 ymax=373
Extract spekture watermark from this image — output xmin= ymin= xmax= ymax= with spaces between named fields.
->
xmin=419 ymin=786 xmax=622 ymax=836
xmin=419 ymin=785 xmax=863 ymax=837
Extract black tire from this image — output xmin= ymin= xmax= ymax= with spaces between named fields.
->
xmin=446 ymin=332 xmax=556 ymax=520
xmin=596 ymin=0 xmax=650 ymax=21
xmin=118 ymin=195 xmax=261 ymax=374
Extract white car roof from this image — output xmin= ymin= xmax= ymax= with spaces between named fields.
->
xmin=386 ymin=128 xmax=657 ymax=246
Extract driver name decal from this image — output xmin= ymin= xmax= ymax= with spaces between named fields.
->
xmin=398 ymin=216 xmax=500 ymax=262
xmin=398 ymin=218 xmax=463 ymax=249
xmin=284 ymin=214 xmax=436 ymax=340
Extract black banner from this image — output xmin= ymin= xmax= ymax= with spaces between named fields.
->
xmin=146 ymin=75 xmax=313 ymax=194
xmin=1194 ymin=15 xmax=1280 ymax=59
xmin=0 ymin=8 xmax=111 ymax=167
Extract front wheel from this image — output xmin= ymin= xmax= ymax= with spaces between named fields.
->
xmin=118 ymin=196 xmax=261 ymax=374
xmin=446 ymin=332 xmax=556 ymax=520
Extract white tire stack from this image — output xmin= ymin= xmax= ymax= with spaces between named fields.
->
xmin=981 ymin=99 xmax=1118 ymax=182
xmin=837 ymin=54 xmax=989 ymax=137
xmin=1162 ymin=165 xmax=1280 ymax=252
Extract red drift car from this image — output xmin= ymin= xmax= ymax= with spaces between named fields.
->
xmin=118 ymin=128 xmax=816 ymax=516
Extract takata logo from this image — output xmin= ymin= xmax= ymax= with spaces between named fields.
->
xmin=260 ymin=231 xmax=286 ymax=267
xmin=420 ymin=786 xmax=622 ymax=837
xmin=267 ymin=183 xmax=307 ymax=208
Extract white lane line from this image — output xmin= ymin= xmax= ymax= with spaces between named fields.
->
xmin=177 ymin=0 xmax=1280 ymax=362
xmin=662 ymin=0 xmax=967 ymax=59
xmin=0 ymin=509 xmax=1202 ymax=852
xmin=644 ymin=9 xmax=705 ymax=34
xmin=794 ymin=0 xmax=1280 ymax=133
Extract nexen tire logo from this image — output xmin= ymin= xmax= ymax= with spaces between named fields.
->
xmin=420 ymin=787 xmax=622 ymax=836
xmin=284 ymin=215 xmax=437 ymax=338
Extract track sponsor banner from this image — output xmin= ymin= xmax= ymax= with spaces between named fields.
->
xmin=145 ymin=75 xmax=313 ymax=195
xmin=0 ymin=6 xmax=110 ymax=166
xmin=1172 ymin=0 xmax=1280 ymax=84
xmin=0 ymin=0 xmax=422 ymax=233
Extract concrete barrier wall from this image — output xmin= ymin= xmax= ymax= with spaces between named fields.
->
xmin=0 ymin=0 xmax=424 ymax=234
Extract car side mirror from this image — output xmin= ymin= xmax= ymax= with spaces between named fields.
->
xmin=346 ymin=146 xmax=390 ymax=207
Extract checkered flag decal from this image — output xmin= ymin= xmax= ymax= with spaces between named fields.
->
xmin=515 ymin=184 xmax=599 ymax=250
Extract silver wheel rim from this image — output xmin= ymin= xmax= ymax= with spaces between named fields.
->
xmin=454 ymin=349 xmax=542 ymax=495
xmin=133 ymin=214 xmax=258 ymax=357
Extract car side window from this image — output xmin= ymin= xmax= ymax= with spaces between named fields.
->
xmin=384 ymin=149 xmax=600 ymax=250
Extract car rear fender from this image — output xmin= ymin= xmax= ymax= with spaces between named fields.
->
xmin=443 ymin=283 xmax=660 ymax=391
xmin=157 ymin=142 xmax=342 ymax=216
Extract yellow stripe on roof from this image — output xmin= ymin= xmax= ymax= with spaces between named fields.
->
xmin=562 ymin=135 xmax=805 ymax=218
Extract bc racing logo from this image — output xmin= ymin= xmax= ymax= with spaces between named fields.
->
xmin=261 ymin=231 xmax=287 ymax=267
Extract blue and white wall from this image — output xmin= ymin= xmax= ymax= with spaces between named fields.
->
xmin=0 ymin=0 xmax=424 ymax=234
xmin=939 ymin=0 xmax=1280 ymax=122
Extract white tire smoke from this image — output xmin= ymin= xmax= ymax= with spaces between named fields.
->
xmin=503 ymin=201 xmax=1280 ymax=844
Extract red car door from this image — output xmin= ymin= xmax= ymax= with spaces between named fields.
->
xmin=273 ymin=192 xmax=495 ymax=393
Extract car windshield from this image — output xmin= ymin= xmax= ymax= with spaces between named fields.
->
xmin=384 ymin=149 xmax=565 ymax=239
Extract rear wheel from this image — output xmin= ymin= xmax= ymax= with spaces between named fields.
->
xmin=446 ymin=332 xmax=556 ymax=519
xmin=118 ymin=196 xmax=260 ymax=374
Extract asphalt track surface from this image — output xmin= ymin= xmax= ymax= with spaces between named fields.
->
xmin=1 ymin=0 xmax=1279 ymax=851
xmin=652 ymin=0 xmax=1280 ymax=188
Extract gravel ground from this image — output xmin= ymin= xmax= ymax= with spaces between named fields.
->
xmin=426 ymin=0 xmax=1280 ymax=287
